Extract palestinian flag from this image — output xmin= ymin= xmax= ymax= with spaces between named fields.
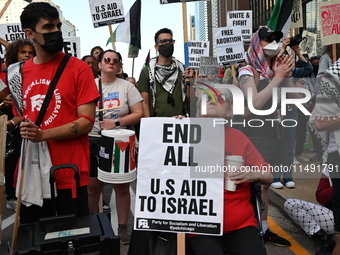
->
xmin=144 ymin=49 xmax=150 ymax=67
xmin=267 ymin=0 xmax=294 ymax=38
xmin=106 ymin=0 xmax=141 ymax=49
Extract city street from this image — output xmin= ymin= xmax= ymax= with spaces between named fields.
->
xmin=0 ymin=179 xmax=325 ymax=255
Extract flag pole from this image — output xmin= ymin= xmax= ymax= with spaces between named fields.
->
xmin=0 ymin=115 xmax=7 ymax=245
xmin=178 ymin=4 xmax=188 ymax=254
xmin=182 ymin=3 xmax=188 ymax=43
xmin=131 ymin=57 xmax=135 ymax=78
xmin=108 ymin=25 xmax=116 ymax=51
xmin=0 ymin=0 xmax=12 ymax=19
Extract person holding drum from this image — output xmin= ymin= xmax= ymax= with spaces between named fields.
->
xmin=88 ymin=49 xmax=143 ymax=245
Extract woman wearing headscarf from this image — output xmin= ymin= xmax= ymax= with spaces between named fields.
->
xmin=237 ymin=26 xmax=296 ymax=247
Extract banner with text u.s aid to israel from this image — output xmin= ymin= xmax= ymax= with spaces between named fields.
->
xmin=134 ymin=117 xmax=224 ymax=235
xmin=88 ymin=0 xmax=125 ymax=28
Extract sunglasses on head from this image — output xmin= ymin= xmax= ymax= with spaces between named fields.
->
xmin=103 ymin=57 xmax=120 ymax=65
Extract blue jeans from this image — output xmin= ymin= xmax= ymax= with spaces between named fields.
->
xmin=273 ymin=108 xmax=297 ymax=183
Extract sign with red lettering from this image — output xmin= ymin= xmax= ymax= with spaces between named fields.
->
xmin=320 ymin=0 xmax=340 ymax=45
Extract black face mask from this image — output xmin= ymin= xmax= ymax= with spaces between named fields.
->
xmin=158 ymin=43 xmax=174 ymax=58
xmin=36 ymin=31 xmax=64 ymax=54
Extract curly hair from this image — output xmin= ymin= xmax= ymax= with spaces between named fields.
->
xmin=5 ymin=39 xmax=35 ymax=67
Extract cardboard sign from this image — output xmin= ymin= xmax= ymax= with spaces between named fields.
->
xmin=214 ymin=27 xmax=245 ymax=66
xmin=88 ymin=0 xmax=125 ymax=28
xmin=184 ymin=41 xmax=210 ymax=69
xmin=291 ymin=0 xmax=303 ymax=29
xmin=63 ymin=37 xmax=81 ymax=58
xmin=198 ymin=57 xmax=219 ymax=76
xmin=0 ymin=23 xmax=80 ymax=58
xmin=226 ymin=11 xmax=252 ymax=42
xmin=134 ymin=117 xmax=224 ymax=235
xmin=319 ymin=0 xmax=340 ymax=45
xmin=300 ymin=31 xmax=317 ymax=57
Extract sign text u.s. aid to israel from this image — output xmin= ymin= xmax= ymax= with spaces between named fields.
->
xmin=134 ymin=117 xmax=224 ymax=235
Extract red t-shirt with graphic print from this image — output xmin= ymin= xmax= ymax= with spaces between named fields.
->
xmin=13 ymin=52 xmax=100 ymax=191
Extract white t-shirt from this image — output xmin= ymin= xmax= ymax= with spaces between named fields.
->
xmin=89 ymin=78 xmax=143 ymax=137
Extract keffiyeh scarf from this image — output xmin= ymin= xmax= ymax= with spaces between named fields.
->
xmin=310 ymin=58 xmax=340 ymax=157
xmin=246 ymin=27 xmax=275 ymax=79
xmin=148 ymin=57 xmax=186 ymax=109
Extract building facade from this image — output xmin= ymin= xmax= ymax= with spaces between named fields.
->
xmin=0 ymin=0 xmax=76 ymax=37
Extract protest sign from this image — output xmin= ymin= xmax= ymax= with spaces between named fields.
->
xmin=0 ymin=23 xmax=80 ymax=58
xmin=291 ymin=0 xmax=303 ymax=29
xmin=160 ymin=0 xmax=206 ymax=4
xmin=214 ymin=27 xmax=245 ymax=66
xmin=0 ymin=23 xmax=27 ymax=58
xmin=184 ymin=40 xmax=210 ymax=69
xmin=63 ymin=37 xmax=81 ymax=58
xmin=198 ymin=57 xmax=219 ymax=76
xmin=226 ymin=11 xmax=252 ymax=42
xmin=88 ymin=0 xmax=125 ymax=28
xmin=134 ymin=117 xmax=224 ymax=235
xmin=300 ymin=31 xmax=317 ymax=57
xmin=319 ymin=0 xmax=340 ymax=45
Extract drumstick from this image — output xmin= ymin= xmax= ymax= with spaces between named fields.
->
xmin=0 ymin=102 xmax=4 ymax=106
xmin=96 ymin=106 xmax=123 ymax=112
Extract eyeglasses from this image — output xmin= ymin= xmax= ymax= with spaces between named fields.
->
xmin=93 ymin=51 xmax=101 ymax=55
xmin=103 ymin=57 xmax=120 ymax=65
xmin=205 ymin=94 xmax=227 ymax=103
xmin=157 ymin=39 xmax=175 ymax=45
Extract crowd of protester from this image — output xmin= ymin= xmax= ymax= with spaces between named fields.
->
xmin=1 ymin=1 xmax=339 ymax=255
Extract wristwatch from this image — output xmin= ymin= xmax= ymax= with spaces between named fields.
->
xmin=115 ymin=119 xmax=120 ymax=128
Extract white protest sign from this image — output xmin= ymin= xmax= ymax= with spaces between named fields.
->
xmin=0 ymin=23 xmax=27 ymax=58
xmin=199 ymin=57 xmax=219 ymax=76
xmin=186 ymin=41 xmax=210 ymax=69
xmin=0 ymin=23 xmax=80 ymax=58
xmin=291 ymin=0 xmax=303 ymax=29
xmin=214 ymin=27 xmax=245 ymax=66
xmin=300 ymin=31 xmax=317 ymax=57
xmin=319 ymin=0 xmax=340 ymax=45
xmin=226 ymin=11 xmax=252 ymax=42
xmin=135 ymin=117 xmax=224 ymax=235
xmin=88 ymin=0 xmax=125 ymax=28
xmin=63 ymin=37 xmax=81 ymax=58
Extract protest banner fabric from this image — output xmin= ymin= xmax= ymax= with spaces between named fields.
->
xmin=226 ymin=11 xmax=252 ymax=42
xmin=214 ymin=27 xmax=245 ymax=66
xmin=106 ymin=0 xmax=141 ymax=49
xmin=184 ymin=41 xmax=210 ymax=69
xmin=319 ymin=0 xmax=340 ymax=46
xmin=134 ymin=117 xmax=224 ymax=235
xmin=267 ymin=0 xmax=294 ymax=39
xmin=88 ymin=0 xmax=125 ymax=28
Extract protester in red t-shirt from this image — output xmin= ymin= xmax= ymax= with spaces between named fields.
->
xmin=184 ymin=83 xmax=272 ymax=255
xmin=9 ymin=2 xmax=99 ymax=223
